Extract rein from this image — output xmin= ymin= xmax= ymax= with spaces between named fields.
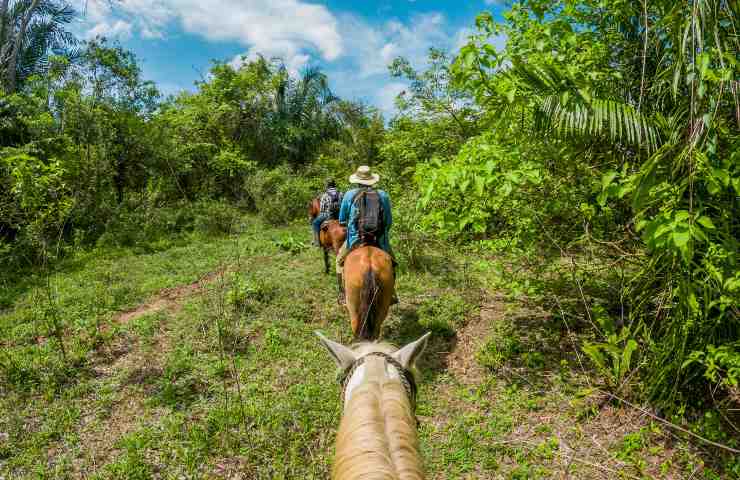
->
xmin=338 ymin=351 xmax=418 ymax=412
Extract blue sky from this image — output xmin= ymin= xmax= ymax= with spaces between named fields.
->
xmin=70 ymin=0 xmax=506 ymax=116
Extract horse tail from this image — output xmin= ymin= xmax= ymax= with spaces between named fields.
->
xmin=357 ymin=268 xmax=380 ymax=340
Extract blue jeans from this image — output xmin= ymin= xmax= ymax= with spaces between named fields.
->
xmin=313 ymin=213 xmax=330 ymax=234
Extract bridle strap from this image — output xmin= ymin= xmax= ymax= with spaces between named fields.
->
xmin=339 ymin=351 xmax=418 ymax=412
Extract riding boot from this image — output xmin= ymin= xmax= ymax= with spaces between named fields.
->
xmin=336 ymin=273 xmax=346 ymax=305
xmin=312 ymin=231 xmax=320 ymax=247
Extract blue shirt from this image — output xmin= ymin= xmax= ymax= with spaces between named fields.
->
xmin=339 ymin=187 xmax=392 ymax=252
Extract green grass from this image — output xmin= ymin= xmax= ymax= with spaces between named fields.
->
xmin=0 ymin=216 xmax=732 ymax=479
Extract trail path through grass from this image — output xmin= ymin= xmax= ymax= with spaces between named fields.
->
xmin=0 ymin=219 xmax=723 ymax=479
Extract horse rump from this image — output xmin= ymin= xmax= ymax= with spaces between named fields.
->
xmin=357 ymin=268 xmax=381 ymax=340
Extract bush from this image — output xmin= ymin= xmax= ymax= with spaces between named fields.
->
xmin=225 ymin=272 xmax=273 ymax=313
xmin=244 ymin=166 xmax=320 ymax=225
xmin=191 ymin=201 xmax=242 ymax=235
xmin=414 ymin=132 xmax=546 ymax=245
xmin=96 ymin=200 xmax=242 ymax=249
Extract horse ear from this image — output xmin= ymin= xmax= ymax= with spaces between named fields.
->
xmin=393 ymin=332 xmax=431 ymax=370
xmin=315 ymin=332 xmax=357 ymax=370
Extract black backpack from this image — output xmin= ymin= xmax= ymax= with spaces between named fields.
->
xmin=327 ymin=189 xmax=341 ymax=216
xmin=353 ymin=189 xmax=384 ymax=244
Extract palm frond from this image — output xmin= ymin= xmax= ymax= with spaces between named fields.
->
xmin=509 ymin=59 xmax=661 ymax=151
xmin=3 ymin=0 xmax=76 ymax=88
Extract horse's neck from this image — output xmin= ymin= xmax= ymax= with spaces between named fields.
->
xmin=334 ymin=359 xmax=424 ymax=480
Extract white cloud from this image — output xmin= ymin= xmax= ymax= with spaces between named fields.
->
xmin=337 ymin=12 xmax=450 ymax=79
xmin=72 ymin=2 xmax=502 ymax=119
xmin=75 ymin=0 xmax=342 ymax=63
xmin=330 ymin=12 xmax=481 ymax=119
xmin=85 ymin=19 xmax=133 ymax=40
xmin=453 ymin=27 xmax=474 ymax=51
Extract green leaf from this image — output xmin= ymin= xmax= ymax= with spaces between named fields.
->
xmin=696 ymin=216 xmax=715 ymax=230
xmin=459 ymin=179 xmax=471 ymax=193
xmin=505 ymin=87 xmax=516 ymax=103
xmin=672 ymin=229 xmax=690 ymax=249
xmin=620 ymin=339 xmax=638 ymax=380
xmin=712 ymin=168 xmax=730 ymax=187
xmin=485 ymin=160 xmax=496 ymax=174
xmin=687 ymin=292 xmax=700 ymax=313
xmin=601 ymin=170 xmax=618 ymax=190
xmin=674 ymin=210 xmax=690 ymax=223
xmin=475 ymin=176 xmax=485 ymax=196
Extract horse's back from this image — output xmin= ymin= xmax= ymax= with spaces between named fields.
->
xmin=345 ymin=246 xmax=394 ymax=339
xmin=346 ymin=246 xmax=392 ymax=275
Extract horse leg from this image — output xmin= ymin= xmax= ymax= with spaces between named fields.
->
xmin=324 ymin=248 xmax=330 ymax=274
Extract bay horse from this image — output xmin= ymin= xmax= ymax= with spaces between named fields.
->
xmin=308 ymin=196 xmax=347 ymax=274
xmin=308 ymin=197 xmax=321 ymax=221
xmin=343 ymin=246 xmax=395 ymax=340
xmin=316 ymin=331 xmax=430 ymax=480
xmin=320 ymin=220 xmax=347 ymax=274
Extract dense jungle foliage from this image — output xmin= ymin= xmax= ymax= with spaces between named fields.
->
xmin=1 ymin=0 xmax=738 ymax=451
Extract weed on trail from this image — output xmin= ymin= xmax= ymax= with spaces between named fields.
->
xmin=0 ymin=217 xmax=729 ymax=479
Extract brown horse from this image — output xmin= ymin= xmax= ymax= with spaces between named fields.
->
xmin=320 ymin=220 xmax=347 ymax=274
xmin=308 ymin=196 xmax=347 ymax=274
xmin=343 ymin=246 xmax=395 ymax=340
xmin=308 ymin=196 xmax=321 ymax=221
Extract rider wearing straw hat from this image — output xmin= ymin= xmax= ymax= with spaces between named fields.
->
xmin=336 ymin=165 xmax=397 ymax=305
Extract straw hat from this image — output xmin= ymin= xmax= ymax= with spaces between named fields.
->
xmin=349 ymin=165 xmax=380 ymax=186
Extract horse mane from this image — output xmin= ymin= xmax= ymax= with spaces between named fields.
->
xmin=333 ymin=353 xmax=424 ymax=480
xmin=357 ymin=268 xmax=380 ymax=340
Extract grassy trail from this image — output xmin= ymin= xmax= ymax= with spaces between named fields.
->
xmin=0 ymin=218 xmax=719 ymax=479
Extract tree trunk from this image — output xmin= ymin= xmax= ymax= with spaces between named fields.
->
xmin=6 ymin=0 xmax=41 ymax=93
xmin=0 ymin=0 xmax=10 ymax=45
xmin=0 ymin=0 xmax=11 ymax=79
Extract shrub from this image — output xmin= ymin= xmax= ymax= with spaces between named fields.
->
xmin=244 ymin=166 xmax=320 ymax=225
xmin=191 ymin=201 xmax=242 ymax=235
xmin=96 ymin=200 xmax=242 ymax=249
xmin=225 ymin=273 xmax=273 ymax=313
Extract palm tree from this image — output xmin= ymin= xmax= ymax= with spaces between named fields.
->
xmin=0 ymin=0 xmax=77 ymax=93
xmin=268 ymin=64 xmax=341 ymax=165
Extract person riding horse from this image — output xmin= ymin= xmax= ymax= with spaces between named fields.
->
xmin=312 ymin=179 xmax=343 ymax=247
xmin=336 ymin=166 xmax=397 ymax=305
